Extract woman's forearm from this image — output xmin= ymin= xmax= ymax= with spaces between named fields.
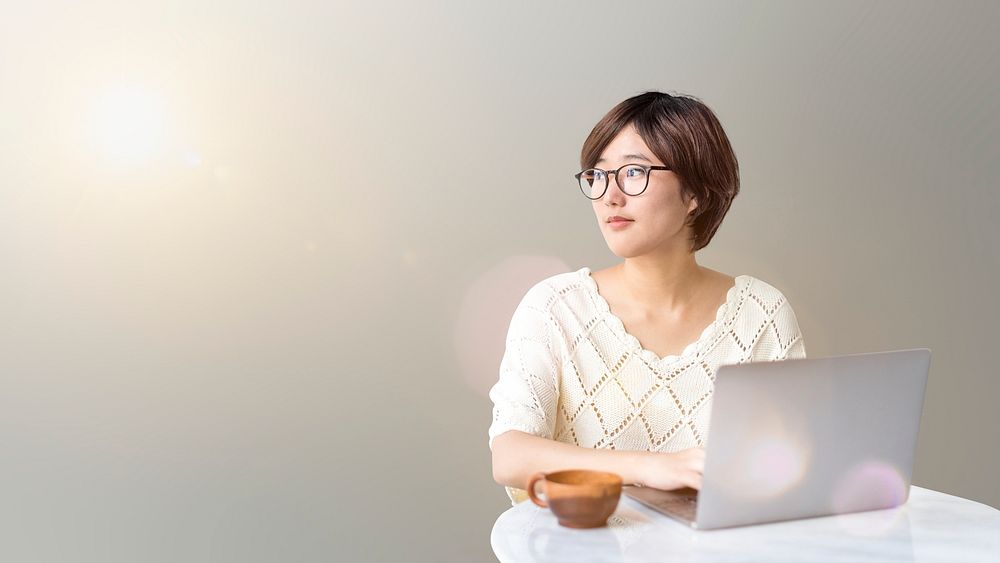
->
xmin=491 ymin=430 xmax=647 ymax=489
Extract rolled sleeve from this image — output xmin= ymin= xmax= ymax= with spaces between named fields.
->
xmin=487 ymin=285 xmax=562 ymax=450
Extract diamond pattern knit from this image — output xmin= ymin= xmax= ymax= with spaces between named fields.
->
xmin=488 ymin=267 xmax=806 ymax=503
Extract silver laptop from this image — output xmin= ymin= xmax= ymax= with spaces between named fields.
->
xmin=624 ymin=349 xmax=931 ymax=530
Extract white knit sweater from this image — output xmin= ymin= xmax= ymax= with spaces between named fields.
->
xmin=488 ymin=267 xmax=806 ymax=503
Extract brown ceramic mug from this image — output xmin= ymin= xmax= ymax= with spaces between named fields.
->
xmin=526 ymin=469 xmax=623 ymax=528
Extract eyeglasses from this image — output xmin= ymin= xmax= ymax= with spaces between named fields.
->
xmin=574 ymin=164 xmax=670 ymax=200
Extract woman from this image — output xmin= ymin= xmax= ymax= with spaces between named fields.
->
xmin=488 ymin=91 xmax=807 ymax=504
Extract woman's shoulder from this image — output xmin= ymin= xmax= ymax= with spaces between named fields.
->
xmin=729 ymin=273 xmax=797 ymax=315
xmin=518 ymin=267 xmax=593 ymax=306
xmin=510 ymin=268 xmax=609 ymax=323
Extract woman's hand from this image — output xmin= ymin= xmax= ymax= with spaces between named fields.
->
xmin=636 ymin=448 xmax=706 ymax=490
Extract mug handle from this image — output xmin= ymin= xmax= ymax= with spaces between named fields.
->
xmin=526 ymin=472 xmax=548 ymax=508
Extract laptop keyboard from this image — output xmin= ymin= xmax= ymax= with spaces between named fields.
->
xmin=637 ymin=491 xmax=698 ymax=522
xmin=647 ymin=494 xmax=698 ymax=521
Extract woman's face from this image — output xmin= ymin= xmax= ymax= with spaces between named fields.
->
xmin=591 ymin=125 xmax=698 ymax=258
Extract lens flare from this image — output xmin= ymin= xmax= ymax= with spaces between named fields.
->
xmin=453 ymin=255 xmax=569 ymax=398
xmin=832 ymin=460 xmax=909 ymax=536
xmin=743 ymin=438 xmax=809 ymax=497
xmin=182 ymin=149 xmax=203 ymax=167
xmin=89 ymin=84 xmax=169 ymax=167
xmin=715 ymin=408 xmax=812 ymax=501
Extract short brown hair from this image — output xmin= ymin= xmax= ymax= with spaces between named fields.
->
xmin=581 ymin=92 xmax=739 ymax=251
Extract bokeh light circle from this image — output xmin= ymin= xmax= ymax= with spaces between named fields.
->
xmin=454 ymin=255 xmax=570 ymax=398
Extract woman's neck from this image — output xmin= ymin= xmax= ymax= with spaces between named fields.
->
xmin=616 ymin=252 xmax=703 ymax=311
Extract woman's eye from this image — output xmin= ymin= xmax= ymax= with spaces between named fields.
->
xmin=625 ymin=166 xmax=646 ymax=178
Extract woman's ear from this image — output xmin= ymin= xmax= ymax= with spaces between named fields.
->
xmin=687 ymin=197 xmax=699 ymax=216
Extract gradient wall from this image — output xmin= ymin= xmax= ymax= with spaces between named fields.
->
xmin=1 ymin=1 xmax=997 ymax=561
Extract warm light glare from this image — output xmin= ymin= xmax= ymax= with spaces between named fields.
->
xmin=454 ymin=255 xmax=570 ymax=398
xmin=832 ymin=460 xmax=909 ymax=536
xmin=716 ymin=409 xmax=812 ymax=501
xmin=89 ymin=84 xmax=169 ymax=166
xmin=743 ymin=438 xmax=808 ymax=497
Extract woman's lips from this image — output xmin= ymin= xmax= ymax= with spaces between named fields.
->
xmin=607 ymin=217 xmax=634 ymax=230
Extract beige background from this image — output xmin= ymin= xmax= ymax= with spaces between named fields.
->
xmin=1 ymin=1 xmax=997 ymax=561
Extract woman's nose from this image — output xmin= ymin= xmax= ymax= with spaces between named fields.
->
xmin=602 ymin=175 xmax=626 ymax=206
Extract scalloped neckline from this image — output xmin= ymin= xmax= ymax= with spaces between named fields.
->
xmin=579 ymin=267 xmax=747 ymax=365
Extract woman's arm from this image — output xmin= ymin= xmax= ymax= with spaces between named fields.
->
xmin=491 ymin=430 xmax=705 ymax=491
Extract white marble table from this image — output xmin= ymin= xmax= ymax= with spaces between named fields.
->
xmin=491 ymin=486 xmax=1000 ymax=562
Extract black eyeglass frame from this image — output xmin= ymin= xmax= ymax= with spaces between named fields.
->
xmin=574 ymin=164 xmax=671 ymax=200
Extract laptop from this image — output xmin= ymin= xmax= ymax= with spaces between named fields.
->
xmin=624 ymin=348 xmax=931 ymax=530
